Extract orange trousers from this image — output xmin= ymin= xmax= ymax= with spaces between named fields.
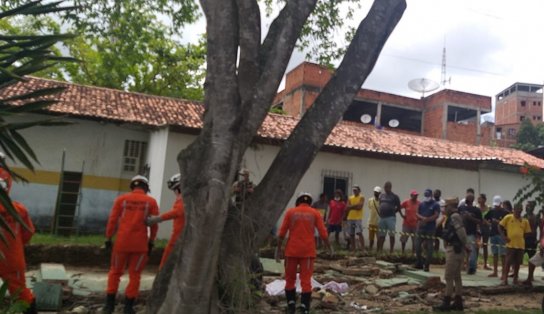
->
xmin=284 ymin=257 xmax=315 ymax=293
xmin=160 ymin=241 xmax=174 ymax=268
xmin=0 ymin=269 xmax=34 ymax=304
xmin=106 ymin=251 xmax=148 ymax=298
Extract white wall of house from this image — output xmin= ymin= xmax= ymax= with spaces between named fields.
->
xmin=7 ymin=114 xmax=151 ymax=232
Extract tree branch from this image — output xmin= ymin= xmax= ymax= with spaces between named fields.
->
xmin=247 ymin=0 xmax=407 ymax=245
xmin=235 ymin=0 xmax=318 ymax=154
xmin=236 ymin=0 xmax=261 ymax=103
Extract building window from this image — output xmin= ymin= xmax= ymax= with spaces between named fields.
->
xmin=521 ymin=101 xmax=526 ymax=107
xmin=534 ymin=101 xmax=537 ymax=106
xmin=123 ymin=140 xmax=147 ymax=172
xmin=321 ymin=169 xmax=352 ymax=201
xmin=520 ymin=116 xmax=524 ymax=121
xmin=508 ymin=128 xmax=516 ymax=138
xmin=539 ymin=101 xmax=542 ymax=106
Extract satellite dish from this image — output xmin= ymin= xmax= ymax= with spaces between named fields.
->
xmin=360 ymin=114 xmax=372 ymax=124
xmin=388 ymin=119 xmax=399 ymax=128
xmin=408 ymin=78 xmax=440 ymax=98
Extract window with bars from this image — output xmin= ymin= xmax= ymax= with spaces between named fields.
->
xmin=123 ymin=140 xmax=147 ymax=173
xmin=321 ymin=169 xmax=352 ymax=201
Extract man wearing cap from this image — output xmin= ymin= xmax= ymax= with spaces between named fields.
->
xmin=458 ymin=193 xmax=482 ymax=275
xmin=399 ymin=190 xmax=420 ymax=255
xmin=484 ymin=195 xmax=508 ymax=278
xmin=276 ymin=192 xmax=332 ymax=314
xmin=345 ymin=185 xmax=365 ymax=252
xmin=367 ymin=186 xmax=381 ymax=251
xmin=232 ymin=168 xmax=254 ymax=209
xmin=415 ymin=189 xmax=440 ymax=271
xmin=434 ymin=198 xmax=467 ymax=312
xmin=377 ymin=181 xmax=401 ymax=254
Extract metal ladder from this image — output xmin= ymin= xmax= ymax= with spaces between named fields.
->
xmin=52 ymin=150 xmax=84 ymax=236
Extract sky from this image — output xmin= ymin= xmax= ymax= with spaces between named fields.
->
xmin=182 ymin=1 xmax=544 ymax=115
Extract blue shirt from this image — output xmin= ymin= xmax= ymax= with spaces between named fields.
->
xmin=418 ymin=200 xmax=440 ymax=232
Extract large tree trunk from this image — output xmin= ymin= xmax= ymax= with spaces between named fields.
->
xmin=147 ymin=1 xmax=406 ymax=313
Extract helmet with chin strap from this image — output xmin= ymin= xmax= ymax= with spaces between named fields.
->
xmin=167 ymin=173 xmax=181 ymax=191
xmin=130 ymin=175 xmax=149 ymax=192
xmin=295 ymin=192 xmax=313 ymax=206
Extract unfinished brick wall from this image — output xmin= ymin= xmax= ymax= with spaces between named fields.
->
xmin=423 ymin=104 xmax=444 ymax=139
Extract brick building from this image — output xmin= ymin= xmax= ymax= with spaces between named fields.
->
xmin=273 ymin=62 xmax=493 ymax=145
xmin=495 ymin=82 xmax=544 ymax=147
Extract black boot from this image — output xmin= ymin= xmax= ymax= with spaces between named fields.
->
xmin=124 ymin=297 xmax=136 ymax=314
xmin=433 ymin=295 xmax=451 ymax=312
xmin=103 ymin=294 xmax=116 ymax=314
xmin=298 ymin=292 xmax=311 ymax=314
xmin=285 ymin=289 xmax=296 ymax=314
xmin=451 ymin=295 xmax=464 ymax=311
xmin=23 ymin=300 xmax=37 ymax=314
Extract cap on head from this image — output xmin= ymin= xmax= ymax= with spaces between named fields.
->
xmin=296 ymin=192 xmax=313 ymax=206
xmin=492 ymin=195 xmax=502 ymax=206
xmin=373 ymin=186 xmax=382 ymax=193
xmin=130 ymin=175 xmax=149 ymax=192
xmin=410 ymin=189 xmax=418 ymax=196
xmin=424 ymin=189 xmax=433 ymax=197
xmin=167 ymin=173 xmax=181 ymax=191
xmin=352 ymin=185 xmax=360 ymax=191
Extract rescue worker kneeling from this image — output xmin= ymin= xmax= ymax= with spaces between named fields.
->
xmin=276 ymin=192 xmax=333 ymax=314
xmin=434 ymin=197 xmax=467 ymax=312
xmin=0 ymin=175 xmax=37 ymax=314
xmin=103 ymin=175 xmax=159 ymax=314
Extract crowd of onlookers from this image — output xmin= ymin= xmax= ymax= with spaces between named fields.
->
xmin=311 ymin=182 xmax=543 ymax=285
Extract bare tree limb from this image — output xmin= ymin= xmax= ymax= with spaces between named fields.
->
xmin=247 ymin=0 xmax=407 ymax=245
xmin=236 ymin=0 xmax=261 ymax=103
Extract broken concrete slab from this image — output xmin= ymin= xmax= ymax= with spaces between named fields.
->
xmin=375 ymin=260 xmax=396 ymax=271
xmin=379 ymin=269 xmax=394 ymax=278
xmin=365 ymin=284 xmax=380 ymax=295
xmin=37 ymin=263 xmax=69 ymax=285
xmin=346 ymin=256 xmax=377 ymax=266
xmin=375 ymin=278 xmax=410 ymax=289
xmin=33 ymin=281 xmax=63 ymax=311
xmin=260 ymin=258 xmax=284 ymax=275
xmin=403 ymin=269 xmax=441 ymax=286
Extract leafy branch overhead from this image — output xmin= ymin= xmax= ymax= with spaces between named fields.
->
xmin=0 ymin=0 xmax=74 ymax=258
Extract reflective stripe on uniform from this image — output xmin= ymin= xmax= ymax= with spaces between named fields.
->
xmin=135 ymin=254 xmax=145 ymax=271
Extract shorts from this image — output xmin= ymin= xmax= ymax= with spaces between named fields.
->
xmin=506 ymin=248 xmax=524 ymax=265
xmin=378 ymin=216 xmax=396 ymax=237
xmin=346 ymin=220 xmax=362 ymax=235
xmin=525 ymin=237 xmax=538 ymax=258
xmin=400 ymin=225 xmax=417 ymax=243
xmin=480 ymin=224 xmax=490 ymax=241
xmin=490 ymin=235 xmax=506 ymax=256
xmin=328 ymin=224 xmax=342 ymax=234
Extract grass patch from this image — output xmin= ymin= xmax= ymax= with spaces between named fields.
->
xmin=31 ymin=233 xmax=167 ymax=248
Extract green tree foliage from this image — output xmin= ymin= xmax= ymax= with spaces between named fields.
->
xmin=514 ymin=119 xmax=544 ymax=151
xmin=514 ymin=165 xmax=544 ymax=208
xmin=1 ymin=0 xmax=206 ymax=100
xmin=0 ymin=0 xmax=73 ymax=260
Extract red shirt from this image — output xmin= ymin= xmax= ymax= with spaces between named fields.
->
xmin=328 ymin=199 xmax=346 ymax=225
xmin=401 ymin=199 xmax=420 ymax=228
xmin=106 ymin=188 xmax=159 ymax=253
xmin=0 ymin=201 xmax=34 ymax=273
xmin=279 ymin=204 xmax=328 ymax=258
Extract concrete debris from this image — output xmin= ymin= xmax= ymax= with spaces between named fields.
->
xmin=37 ymin=263 xmax=69 ymax=285
xmin=378 ymin=269 xmax=394 ymax=279
xmin=365 ymin=284 xmax=380 ymax=295
xmin=70 ymin=305 xmax=88 ymax=313
xmin=349 ymin=301 xmax=367 ymax=310
xmin=320 ymin=292 xmax=340 ymax=309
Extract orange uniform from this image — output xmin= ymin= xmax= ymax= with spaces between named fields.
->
xmin=278 ymin=203 xmax=328 ymax=292
xmin=0 ymin=201 xmax=35 ymax=304
xmin=105 ymin=188 xmax=159 ymax=298
xmin=159 ymin=195 xmax=185 ymax=268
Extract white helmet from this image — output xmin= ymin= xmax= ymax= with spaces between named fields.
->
xmin=130 ymin=175 xmax=149 ymax=191
xmin=296 ymin=192 xmax=313 ymax=206
xmin=167 ymin=173 xmax=181 ymax=190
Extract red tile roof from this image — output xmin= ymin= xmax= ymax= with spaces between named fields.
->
xmin=2 ymin=76 xmax=543 ymax=169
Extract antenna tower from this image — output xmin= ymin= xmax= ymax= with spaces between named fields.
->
xmin=441 ymin=45 xmax=447 ymax=86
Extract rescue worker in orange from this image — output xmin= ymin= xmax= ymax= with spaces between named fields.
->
xmin=0 ymin=171 xmax=36 ymax=314
xmin=146 ymin=173 xmax=185 ymax=268
xmin=275 ymin=192 xmax=333 ymax=314
xmin=103 ymin=175 xmax=159 ymax=314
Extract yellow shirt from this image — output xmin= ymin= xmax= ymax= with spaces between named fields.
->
xmin=499 ymin=214 xmax=531 ymax=249
xmin=368 ymin=197 xmax=379 ymax=226
xmin=347 ymin=194 xmax=365 ymax=220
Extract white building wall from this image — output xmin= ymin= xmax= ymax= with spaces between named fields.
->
xmin=7 ymin=114 xmax=150 ymax=232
